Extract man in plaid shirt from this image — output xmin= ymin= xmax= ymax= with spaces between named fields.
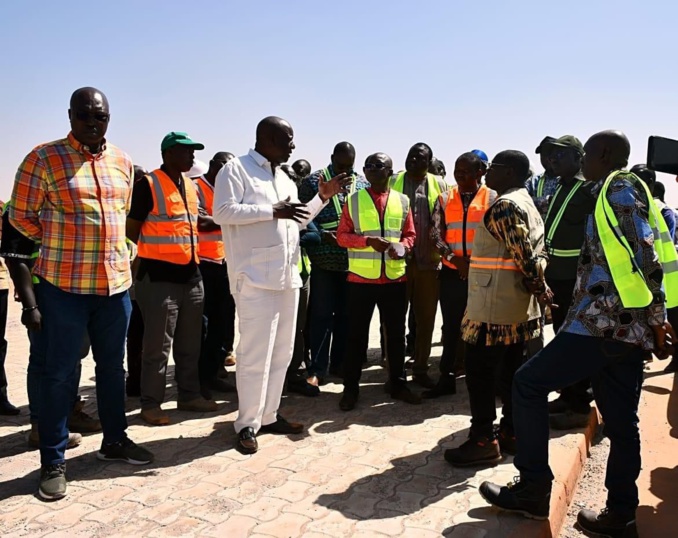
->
xmin=9 ymin=87 xmax=153 ymax=501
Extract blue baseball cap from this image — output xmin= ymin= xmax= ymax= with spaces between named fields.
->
xmin=471 ymin=149 xmax=488 ymax=163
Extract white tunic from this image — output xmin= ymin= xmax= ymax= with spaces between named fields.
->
xmin=213 ymin=149 xmax=326 ymax=294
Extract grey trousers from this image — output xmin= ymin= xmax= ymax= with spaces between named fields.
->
xmin=135 ymin=274 xmax=204 ymax=409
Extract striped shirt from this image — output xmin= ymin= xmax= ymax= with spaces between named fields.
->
xmin=9 ymin=133 xmax=134 ymax=296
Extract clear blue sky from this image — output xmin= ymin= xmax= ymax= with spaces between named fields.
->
xmin=2 ymin=1 xmax=678 ymax=203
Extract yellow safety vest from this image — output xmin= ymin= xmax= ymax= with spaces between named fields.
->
xmin=297 ymin=249 xmax=311 ymax=280
xmin=347 ymin=189 xmax=409 ymax=280
xmin=320 ymin=168 xmax=357 ymax=230
xmin=390 ymin=172 xmax=442 ymax=215
xmin=595 ymin=170 xmax=678 ymax=308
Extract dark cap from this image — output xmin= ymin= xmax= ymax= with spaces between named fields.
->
xmin=535 ymin=136 xmax=556 ymax=154
xmin=550 ymin=135 xmax=584 ymax=155
xmin=161 ymin=132 xmax=205 ymax=152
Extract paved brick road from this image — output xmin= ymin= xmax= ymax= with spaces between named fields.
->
xmin=1 ymin=296 xmax=557 ymax=537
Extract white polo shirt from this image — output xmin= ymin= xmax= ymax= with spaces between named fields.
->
xmin=213 ymin=149 xmax=326 ymax=294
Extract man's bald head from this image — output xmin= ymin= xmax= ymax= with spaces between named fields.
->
xmin=68 ymin=87 xmax=110 ymax=152
xmin=363 ymin=152 xmax=393 ymax=191
xmin=70 ymin=87 xmax=109 ymax=111
xmin=254 ymin=116 xmax=295 ymax=165
xmin=331 ymin=141 xmax=356 ymax=175
xmin=582 ymin=130 xmax=631 ymax=181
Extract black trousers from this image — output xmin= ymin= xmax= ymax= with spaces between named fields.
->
xmin=549 ymin=278 xmax=593 ymax=413
xmin=287 ymin=277 xmax=310 ymax=383
xmin=465 ymin=326 xmax=524 ymax=438
xmin=344 ymin=282 xmax=408 ymax=394
xmin=439 ymin=266 xmax=468 ymax=376
xmin=0 ymin=289 xmax=9 ymax=402
xmin=126 ymin=299 xmax=144 ymax=391
xmin=199 ymin=261 xmax=236 ymax=382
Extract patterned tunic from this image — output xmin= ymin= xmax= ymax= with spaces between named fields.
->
xmin=560 ymin=172 xmax=665 ymax=351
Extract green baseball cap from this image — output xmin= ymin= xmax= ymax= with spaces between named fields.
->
xmin=550 ymin=135 xmax=584 ymax=155
xmin=161 ymin=132 xmax=205 ymax=152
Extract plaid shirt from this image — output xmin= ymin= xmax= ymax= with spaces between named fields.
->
xmin=9 ymin=133 xmax=134 ymax=296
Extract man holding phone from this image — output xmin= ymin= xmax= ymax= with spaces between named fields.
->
xmin=336 ymin=152 xmax=419 ymax=411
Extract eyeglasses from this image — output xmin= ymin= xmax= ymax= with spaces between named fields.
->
xmin=487 ymin=161 xmax=510 ymax=170
xmin=364 ymin=162 xmax=389 ymax=171
xmin=74 ymin=111 xmax=110 ymax=123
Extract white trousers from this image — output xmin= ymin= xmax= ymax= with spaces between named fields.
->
xmin=233 ymin=282 xmax=299 ymax=433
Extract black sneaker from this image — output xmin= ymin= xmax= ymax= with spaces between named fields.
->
xmin=577 ymin=508 xmax=637 ymax=538
xmin=38 ymin=464 xmax=67 ymax=501
xmin=422 ymin=376 xmax=457 ymax=399
xmin=479 ymin=477 xmax=551 ymax=520
xmin=97 ymin=436 xmax=154 ymax=465
xmin=391 ymin=386 xmax=422 ymax=405
xmin=444 ymin=436 xmax=502 ymax=467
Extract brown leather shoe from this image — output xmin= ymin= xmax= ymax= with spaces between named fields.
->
xmin=237 ymin=427 xmax=258 ymax=454
xmin=260 ymin=414 xmax=304 ymax=435
xmin=224 ymin=352 xmax=236 ymax=367
xmin=28 ymin=424 xmax=82 ymax=449
xmin=177 ymin=398 xmax=218 ymax=413
xmin=140 ymin=407 xmax=170 ymax=426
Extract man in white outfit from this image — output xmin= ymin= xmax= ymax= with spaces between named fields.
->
xmin=213 ymin=116 xmax=350 ymax=454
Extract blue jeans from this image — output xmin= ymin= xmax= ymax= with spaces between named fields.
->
xmin=513 ymin=332 xmax=644 ymax=516
xmin=307 ymin=268 xmax=348 ymax=378
xmin=36 ymin=279 xmax=131 ymax=466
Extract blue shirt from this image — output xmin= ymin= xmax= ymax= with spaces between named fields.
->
xmin=561 ymin=172 xmax=666 ymax=351
xmin=298 ymin=165 xmax=370 ymax=272
xmin=526 ymin=172 xmax=559 ymax=218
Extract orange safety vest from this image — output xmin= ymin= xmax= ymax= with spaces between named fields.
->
xmin=195 ymin=176 xmax=225 ymax=263
xmin=138 ymin=169 xmax=200 ymax=264
xmin=442 ymin=185 xmax=492 ymax=268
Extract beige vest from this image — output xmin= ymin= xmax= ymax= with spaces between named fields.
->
xmin=465 ymin=187 xmax=544 ymax=325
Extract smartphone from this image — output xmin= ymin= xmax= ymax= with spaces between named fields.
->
xmin=647 ymin=136 xmax=678 ymax=175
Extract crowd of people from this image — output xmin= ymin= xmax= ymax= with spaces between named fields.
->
xmin=0 ymin=86 xmax=675 ymax=538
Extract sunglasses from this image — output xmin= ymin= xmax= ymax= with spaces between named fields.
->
xmin=364 ymin=162 xmax=389 ymax=171
xmin=74 ymin=111 xmax=110 ymax=123
xmin=487 ymin=161 xmax=510 ymax=170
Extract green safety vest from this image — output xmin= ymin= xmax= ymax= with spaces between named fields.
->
xmin=596 ymin=170 xmax=678 ymax=308
xmin=347 ymin=189 xmax=410 ymax=280
xmin=319 ymin=168 xmax=357 ymax=230
xmin=544 ymin=180 xmax=585 ymax=259
xmin=297 ymin=249 xmax=311 ymax=280
xmin=390 ymin=172 xmax=442 ymax=215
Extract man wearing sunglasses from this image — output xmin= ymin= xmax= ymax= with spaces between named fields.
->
xmin=9 ymin=87 xmax=154 ymax=500
xmin=299 ymin=142 xmax=370 ymax=388
xmin=542 ymin=136 xmax=597 ymax=430
xmin=444 ymin=150 xmax=551 ymax=467
xmin=336 ymin=153 xmax=418 ymax=411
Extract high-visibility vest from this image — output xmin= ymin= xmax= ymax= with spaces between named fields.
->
xmin=138 ymin=169 xmax=200 ymax=265
xmin=346 ymin=189 xmax=410 ymax=280
xmin=297 ymin=249 xmax=311 ymax=280
xmin=194 ymin=177 xmax=225 ymax=263
xmin=319 ymin=168 xmax=357 ymax=230
xmin=390 ymin=172 xmax=443 ymax=215
xmin=544 ymin=180 xmax=585 ymax=259
xmin=442 ymin=185 xmax=492 ymax=266
xmin=595 ymin=170 xmax=678 ymax=308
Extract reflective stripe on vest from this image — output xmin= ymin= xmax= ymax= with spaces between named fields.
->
xmin=536 ymin=175 xmax=546 ymax=198
xmin=138 ymin=170 xmax=200 ymax=264
xmin=347 ymin=189 xmax=410 ymax=280
xmin=469 ymin=256 xmax=521 ymax=272
xmin=544 ymin=180 xmax=584 ymax=258
xmin=195 ymin=177 xmax=225 ymax=263
xmin=390 ymin=172 xmax=442 ymax=215
xmin=297 ymin=249 xmax=311 ymax=279
xmin=443 ymin=185 xmax=492 ymax=265
xmin=595 ymin=170 xmax=678 ymax=308
xmin=318 ymin=168 xmax=357 ymax=230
